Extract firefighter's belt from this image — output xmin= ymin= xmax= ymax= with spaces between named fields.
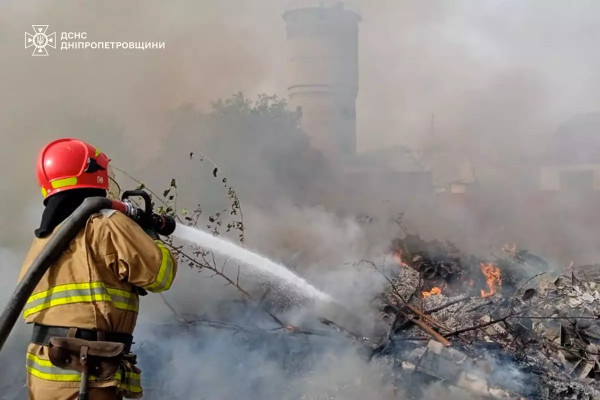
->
xmin=32 ymin=324 xmax=133 ymax=353
xmin=49 ymin=337 xmax=126 ymax=400
xmin=48 ymin=337 xmax=125 ymax=379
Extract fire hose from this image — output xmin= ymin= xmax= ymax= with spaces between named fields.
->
xmin=0 ymin=190 xmax=176 ymax=353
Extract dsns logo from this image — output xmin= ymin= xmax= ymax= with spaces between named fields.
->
xmin=25 ymin=25 xmax=56 ymax=56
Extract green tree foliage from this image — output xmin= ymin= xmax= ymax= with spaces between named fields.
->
xmin=164 ymin=93 xmax=329 ymax=206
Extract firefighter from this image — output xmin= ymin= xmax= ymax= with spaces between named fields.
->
xmin=19 ymin=138 xmax=177 ymax=400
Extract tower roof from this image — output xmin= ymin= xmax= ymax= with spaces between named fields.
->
xmin=284 ymin=0 xmax=360 ymax=16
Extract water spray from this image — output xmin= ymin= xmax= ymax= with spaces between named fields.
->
xmin=172 ymin=224 xmax=332 ymax=302
xmin=0 ymin=187 xmax=334 ymax=353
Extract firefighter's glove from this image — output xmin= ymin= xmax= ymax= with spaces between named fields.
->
xmin=134 ymin=286 xmax=148 ymax=296
xmin=143 ymin=228 xmax=159 ymax=240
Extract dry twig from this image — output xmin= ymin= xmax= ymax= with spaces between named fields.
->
xmin=444 ymin=314 xmax=512 ymax=338
xmin=167 ymin=244 xmax=285 ymax=327
xmin=424 ymin=296 xmax=469 ymax=314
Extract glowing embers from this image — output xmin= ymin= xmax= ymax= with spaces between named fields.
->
xmin=422 ymin=287 xmax=442 ymax=298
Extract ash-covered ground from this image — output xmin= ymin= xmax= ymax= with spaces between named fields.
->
xmin=132 ymin=243 xmax=600 ymax=400
xmin=2 ymin=234 xmax=600 ymax=400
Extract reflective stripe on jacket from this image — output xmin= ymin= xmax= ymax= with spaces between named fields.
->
xmin=19 ymin=210 xmax=178 ymax=334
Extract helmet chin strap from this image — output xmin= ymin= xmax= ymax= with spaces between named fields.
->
xmin=84 ymin=157 xmax=106 ymax=173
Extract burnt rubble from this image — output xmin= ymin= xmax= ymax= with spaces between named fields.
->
xmin=131 ymin=236 xmax=600 ymax=400
xmin=377 ymin=235 xmax=600 ymax=399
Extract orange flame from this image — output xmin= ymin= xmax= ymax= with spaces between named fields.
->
xmin=422 ymin=287 xmax=442 ymax=298
xmin=394 ymin=250 xmax=409 ymax=268
xmin=480 ymin=262 xmax=502 ymax=298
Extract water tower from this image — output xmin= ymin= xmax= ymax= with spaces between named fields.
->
xmin=283 ymin=0 xmax=361 ymax=161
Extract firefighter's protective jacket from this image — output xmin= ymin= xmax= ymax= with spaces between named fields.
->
xmin=19 ymin=210 xmax=177 ymax=398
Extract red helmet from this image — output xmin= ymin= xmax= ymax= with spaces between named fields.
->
xmin=36 ymin=138 xmax=110 ymax=200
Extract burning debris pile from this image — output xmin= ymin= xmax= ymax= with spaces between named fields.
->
xmin=392 ymin=235 xmax=467 ymax=294
xmin=376 ymin=235 xmax=600 ymax=399
xmin=127 ymin=235 xmax=600 ymax=400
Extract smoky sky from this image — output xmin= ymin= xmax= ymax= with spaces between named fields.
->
xmin=358 ymin=0 xmax=600 ymax=153
xmin=2 ymin=0 xmax=600 ymax=249
xmin=1 ymin=2 xmax=599 ymax=396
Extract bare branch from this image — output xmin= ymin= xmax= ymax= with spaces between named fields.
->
xmin=167 ymin=243 xmax=286 ymax=327
xmin=159 ymin=293 xmax=188 ymax=323
xmin=444 ymin=314 xmax=512 ymax=338
xmin=424 ymin=296 xmax=469 ymax=314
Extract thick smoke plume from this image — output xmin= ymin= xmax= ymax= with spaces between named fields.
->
xmin=1 ymin=0 xmax=600 ymax=398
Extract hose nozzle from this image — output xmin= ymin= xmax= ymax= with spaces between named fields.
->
xmin=112 ymin=190 xmax=176 ymax=237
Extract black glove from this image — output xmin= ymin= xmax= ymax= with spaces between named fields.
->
xmin=134 ymin=286 xmax=148 ymax=296
xmin=143 ymin=227 xmax=159 ymax=240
